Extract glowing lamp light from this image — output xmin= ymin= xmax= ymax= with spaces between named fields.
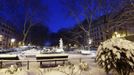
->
xmin=116 ymin=34 xmax=121 ymax=37
xmin=114 ymin=32 xmax=118 ymax=35
xmin=89 ymin=38 xmax=92 ymax=44
xmin=112 ymin=31 xmax=126 ymax=38
xmin=0 ymin=35 xmax=3 ymax=41
xmin=0 ymin=35 xmax=3 ymax=38
xmin=11 ymin=38 xmax=16 ymax=43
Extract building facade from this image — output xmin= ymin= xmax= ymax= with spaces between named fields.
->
xmin=0 ymin=21 xmax=16 ymax=48
xmin=90 ymin=4 xmax=134 ymax=48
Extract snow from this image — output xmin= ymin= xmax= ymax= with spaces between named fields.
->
xmin=0 ymin=49 xmax=97 ymax=75
xmin=22 ymin=49 xmax=40 ymax=55
xmin=0 ymin=54 xmax=17 ymax=57
xmin=1 ymin=50 xmax=134 ymax=75
xmin=36 ymin=54 xmax=68 ymax=57
xmin=81 ymin=50 xmax=91 ymax=55
xmin=55 ymin=48 xmax=64 ymax=53
xmin=96 ymin=38 xmax=134 ymax=74
xmin=0 ymin=48 xmax=99 ymax=75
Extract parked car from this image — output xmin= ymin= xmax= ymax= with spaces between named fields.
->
xmin=80 ymin=50 xmax=91 ymax=55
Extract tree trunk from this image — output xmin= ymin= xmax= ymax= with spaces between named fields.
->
xmin=118 ymin=70 xmax=130 ymax=75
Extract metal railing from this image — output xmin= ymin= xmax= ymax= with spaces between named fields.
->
xmin=0 ymin=59 xmax=68 ymax=70
xmin=0 ymin=57 xmax=95 ymax=70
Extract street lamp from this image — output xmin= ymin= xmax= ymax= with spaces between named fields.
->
xmin=0 ymin=35 xmax=3 ymax=41
xmin=112 ymin=31 xmax=126 ymax=38
xmin=0 ymin=35 xmax=3 ymax=48
xmin=11 ymin=38 xmax=15 ymax=43
xmin=11 ymin=38 xmax=16 ymax=47
xmin=115 ymin=32 xmax=121 ymax=37
xmin=88 ymin=38 xmax=92 ymax=45
xmin=88 ymin=38 xmax=92 ymax=50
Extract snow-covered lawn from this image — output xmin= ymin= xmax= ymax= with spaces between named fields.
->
xmin=0 ymin=49 xmax=99 ymax=75
xmin=0 ymin=59 xmax=103 ymax=75
xmin=1 ymin=57 xmax=132 ymax=75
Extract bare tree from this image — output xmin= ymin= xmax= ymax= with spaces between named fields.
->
xmin=59 ymin=28 xmax=84 ymax=47
xmin=22 ymin=13 xmax=34 ymax=45
xmin=103 ymin=0 xmax=134 ymax=40
xmin=21 ymin=0 xmax=48 ymax=45
xmin=60 ymin=0 xmax=132 ymax=48
xmin=130 ymin=0 xmax=134 ymax=6
xmin=60 ymin=0 xmax=107 ymax=49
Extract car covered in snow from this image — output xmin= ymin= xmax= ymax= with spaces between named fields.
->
xmin=80 ymin=49 xmax=96 ymax=58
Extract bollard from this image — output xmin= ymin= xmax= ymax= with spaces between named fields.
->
xmin=0 ymin=60 xmax=2 ymax=68
xmin=40 ymin=61 xmax=42 ymax=68
xmin=55 ymin=60 xmax=57 ymax=66
xmin=27 ymin=60 xmax=29 ymax=70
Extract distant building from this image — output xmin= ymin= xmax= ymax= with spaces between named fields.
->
xmin=90 ymin=4 xmax=134 ymax=48
xmin=90 ymin=16 xmax=106 ymax=48
xmin=0 ymin=18 xmax=16 ymax=48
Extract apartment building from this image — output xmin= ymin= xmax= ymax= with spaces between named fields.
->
xmin=90 ymin=4 xmax=134 ymax=47
xmin=0 ymin=19 xmax=16 ymax=48
xmin=90 ymin=16 xmax=106 ymax=48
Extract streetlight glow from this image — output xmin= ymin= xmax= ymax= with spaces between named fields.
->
xmin=112 ymin=31 xmax=127 ymax=38
xmin=11 ymin=38 xmax=15 ymax=43
xmin=89 ymin=38 xmax=92 ymax=44
xmin=0 ymin=35 xmax=3 ymax=41
xmin=10 ymin=38 xmax=16 ymax=48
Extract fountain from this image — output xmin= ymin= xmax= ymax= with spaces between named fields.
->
xmin=59 ymin=38 xmax=63 ymax=49
xmin=55 ymin=38 xmax=64 ymax=53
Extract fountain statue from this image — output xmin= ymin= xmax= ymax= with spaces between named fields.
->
xmin=55 ymin=38 xmax=64 ymax=53
xmin=59 ymin=38 xmax=63 ymax=49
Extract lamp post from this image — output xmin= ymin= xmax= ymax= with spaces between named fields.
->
xmin=88 ymin=38 xmax=92 ymax=50
xmin=0 ymin=35 xmax=3 ymax=41
xmin=11 ymin=38 xmax=16 ymax=48
xmin=0 ymin=35 xmax=3 ymax=48
xmin=88 ymin=38 xmax=92 ymax=45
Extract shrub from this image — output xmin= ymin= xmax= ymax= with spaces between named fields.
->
xmin=96 ymin=38 xmax=134 ymax=75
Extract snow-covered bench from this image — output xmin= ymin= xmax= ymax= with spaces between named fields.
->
xmin=0 ymin=55 xmax=21 ymax=68
xmin=36 ymin=54 xmax=68 ymax=67
xmin=0 ymin=55 xmax=19 ymax=60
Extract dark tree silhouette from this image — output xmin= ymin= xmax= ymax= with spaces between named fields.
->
xmin=28 ymin=24 xmax=49 ymax=46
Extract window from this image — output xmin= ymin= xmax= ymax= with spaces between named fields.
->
xmin=2 ymin=29 xmax=4 ymax=32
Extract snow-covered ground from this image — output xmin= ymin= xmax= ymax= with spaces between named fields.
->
xmin=0 ymin=49 xmax=101 ymax=75
xmin=4 ymin=49 xmax=134 ymax=75
xmin=21 ymin=49 xmax=41 ymax=55
xmin=8 ymin=49 xmax=40 ymax=55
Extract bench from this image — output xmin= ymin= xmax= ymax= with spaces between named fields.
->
xmin=0 ymin=55 xmax=21 ymax=68
xmin=36 ymin=54 xmax=68 ymax=67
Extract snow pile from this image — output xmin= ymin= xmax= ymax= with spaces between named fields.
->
xmin=41 ymin=61 xmax=89 ymax=75
xmin=96 ymin=38 xmax=134 ymax=75
xmin=0 ymin=65 xmax=28 ymax=75
xmin=22 ymin=49 xmax=40 ymax=55
xmin=89 ymin=67 xmax=106 ymax=75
